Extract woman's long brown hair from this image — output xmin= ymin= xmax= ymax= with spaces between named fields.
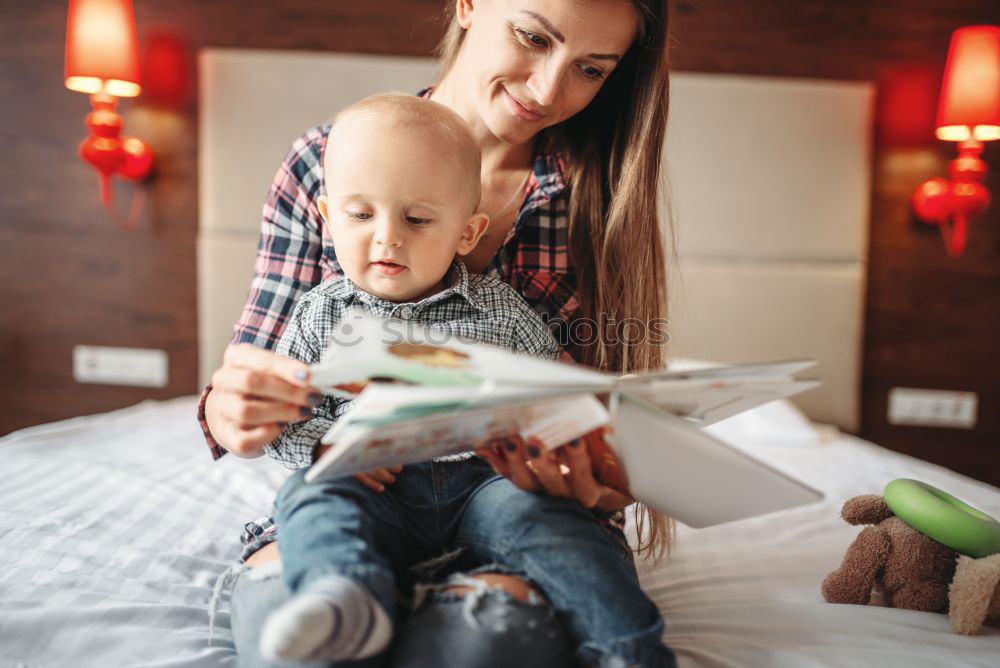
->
xmin=436 ymin=0 xmax=676 ymax=563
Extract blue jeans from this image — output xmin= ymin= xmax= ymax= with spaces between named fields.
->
xmin=272 ymin=457 xmax=674 ymax=667
xmin=228 ymin=559 xmax=578 ymax=668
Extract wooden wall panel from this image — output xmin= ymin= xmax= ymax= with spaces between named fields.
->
xmin=1 ymin=1 xmax=998 ymax=485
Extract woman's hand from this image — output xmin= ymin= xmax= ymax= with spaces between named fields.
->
xmin=205 ymin=343 xmax=322 ymax=457
xmin=475 ymin=428 xmax=635 ymax=512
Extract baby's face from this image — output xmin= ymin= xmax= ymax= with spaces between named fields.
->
xmin=320 ymin=114 xmax=485 ymax=303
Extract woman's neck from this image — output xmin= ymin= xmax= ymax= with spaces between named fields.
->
xmin=429 ymin=75 xmax=534 ymax=174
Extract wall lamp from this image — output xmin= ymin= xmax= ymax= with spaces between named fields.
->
xmin=912 ymin=26 xmax=1000 ymax=258
xmin=65 ymin=0 xmax=153 ymax=228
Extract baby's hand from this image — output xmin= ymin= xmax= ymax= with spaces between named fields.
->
xmin=313 ymin=443 xmax=402 ymax=493
xmin=355 ymin=466 xmax=404 ymax=493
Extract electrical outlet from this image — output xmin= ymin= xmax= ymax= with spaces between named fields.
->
xmin=887 ymin=387 xmax=977 ymax=429
xmin=73 ymin=346 xmax=169 ymax=388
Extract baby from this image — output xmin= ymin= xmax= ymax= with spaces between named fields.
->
xmin=258 ymin=93 xmax=562 ymax=661
xmin=258 ymin=93 xmax=670 ymax=666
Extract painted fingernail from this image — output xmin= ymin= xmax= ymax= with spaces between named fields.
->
xmin=299 ymin=406 xmax=313 ymax=417
xmin=527 ymin=445 xmax=541 ymax=458
xmin=307 ymin=392 xmax=324 ymax=405
xmin=295 ymin=369 xmax=309 ymax=381
xmin=505 ymin=441 xmax=518 ymax=452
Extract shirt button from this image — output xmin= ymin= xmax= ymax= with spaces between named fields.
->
xmin=399 ymin=306 xmax=414 ymax=320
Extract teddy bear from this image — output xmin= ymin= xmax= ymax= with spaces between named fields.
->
xmin=822 ymin=494 xmax=956 ymax=611
xmin=822 ymin=493 xmax=1000 ymax=634
xmin=949 ymin=553 xmax=1000 ymax=634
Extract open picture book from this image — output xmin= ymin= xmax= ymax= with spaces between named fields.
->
xmin=305 ymin=310 xmax=824 ymax=527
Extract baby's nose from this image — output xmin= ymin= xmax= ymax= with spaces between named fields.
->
xmin=373 ymin=220 xmax=403 ymax=247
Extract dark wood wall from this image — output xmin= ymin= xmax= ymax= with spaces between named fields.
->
xmin=2 ymin=1 xmax=998 ymax=485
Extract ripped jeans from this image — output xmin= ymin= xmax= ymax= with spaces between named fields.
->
xmin=224 ymin=457 xmax=674 ymax=667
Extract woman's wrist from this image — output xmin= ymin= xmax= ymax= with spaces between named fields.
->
xmin=203 ymin=387 xmax=224 ymax=444
xmin=595 ymin=488 xmax=635 ymax=512
xmin=204 ymin=387 xmax=263 ymax=458
xmin=200 ymin=385 xmax=226 ymax=449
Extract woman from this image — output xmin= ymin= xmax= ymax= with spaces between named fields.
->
xmin=202 ymin=0 xmax=676 ymax=665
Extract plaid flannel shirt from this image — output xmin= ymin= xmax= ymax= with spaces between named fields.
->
xmin=265 ymin=257 xmax=561 ymax=470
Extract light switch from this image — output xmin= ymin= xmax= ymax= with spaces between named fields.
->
xmin=73 ymin=346 xmax=169 ymax=388
xmin=887 ymin=387 xmax=978 ymax=429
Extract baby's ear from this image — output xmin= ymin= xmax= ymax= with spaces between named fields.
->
xmin=456 ymin=212 xmax=490 ymax=255
xmin=317 ymin=196 xmax=330 ymax=222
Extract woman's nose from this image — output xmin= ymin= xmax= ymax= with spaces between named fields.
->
xmin=527 ymin=62 xmax=565 ymax=108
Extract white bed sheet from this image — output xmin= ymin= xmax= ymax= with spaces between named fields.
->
xmin=1 ymin=396 xmax=997 ymax=667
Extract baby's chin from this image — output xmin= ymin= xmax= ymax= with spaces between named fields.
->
xmin=355 ymin=271 xmax=438 ymax=303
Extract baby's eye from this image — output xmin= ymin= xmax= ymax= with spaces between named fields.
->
xmin=347 ymin=211 xmax=372 ymax=221
xmin=406 ymin=216 xmax=431 ymax=226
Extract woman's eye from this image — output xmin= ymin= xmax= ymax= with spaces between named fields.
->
xmin=514 ymin=27 xmax=547 ymax=49
xmin=347 ymin=211 xmax=372 ymax=221
xmin=406 ymin=216 xmax=431 ymax=226
xmin=581 ymin=65 xmax=606 ymax=80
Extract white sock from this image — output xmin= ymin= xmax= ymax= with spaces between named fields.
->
xmin=259 ymin=574 xmax=393 ymax=662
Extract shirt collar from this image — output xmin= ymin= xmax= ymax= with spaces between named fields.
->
xmin=530 ymin=132 xmax=567 ymax=202
xmin=341 ymin=258 xmax=486 ymax=313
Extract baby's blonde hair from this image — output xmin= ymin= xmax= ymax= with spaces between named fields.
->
xmin=326 ymin=93 xmax=482 ymax=211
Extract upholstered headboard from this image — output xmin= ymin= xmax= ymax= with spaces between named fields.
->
xmin=198 ymin=48 xmax=872 ymax=432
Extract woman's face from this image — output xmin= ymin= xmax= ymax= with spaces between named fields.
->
xmin=456 ymin=0 xmax=640 ymax=145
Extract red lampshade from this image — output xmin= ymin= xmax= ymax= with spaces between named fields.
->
xmin=936 ymin=25 xmax=1000 ymax=142
xmin=141 ymin=33 xmax=190 ymax=106
xmin=65 ymin=0 xmax=142 ymax=98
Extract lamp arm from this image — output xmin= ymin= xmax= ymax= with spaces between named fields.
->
xmin=940 ymin=214 xmax=968 ymax=258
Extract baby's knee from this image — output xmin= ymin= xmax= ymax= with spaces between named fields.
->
xmin=392 ymin=579 xmax=574 ymax=668
xmin=440 ymin=572 xmax=545 ymax=603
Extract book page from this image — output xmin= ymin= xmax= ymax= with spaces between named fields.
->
xmin=610 ymin=392 xmax=823 ymax=527
xmin=622 ymin=377 xmax=822 ymax=427
xmin=309 ymin=308 xmax=611 ymax=394
xmin=618 ymin=358 xmax=817 ymax=385
xmin=306 ymin=392 xmax=609 ymax=482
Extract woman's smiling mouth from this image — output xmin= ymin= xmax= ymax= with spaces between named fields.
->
xmin=502 ymin=86 xmax=545 ymax=122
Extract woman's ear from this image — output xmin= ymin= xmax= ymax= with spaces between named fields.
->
xmin=455 ymin=0 xmax=476 ymax=29
xmin=456 ymin=212 xmax=490 ymax=255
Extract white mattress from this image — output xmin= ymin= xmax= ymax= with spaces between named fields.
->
xmin=1 ymin=397 xmax=998 ymax=667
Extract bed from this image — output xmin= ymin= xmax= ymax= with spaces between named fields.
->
xmin=3 ymin=394 xmax=998 ymax=666
xmin=2 ymin=49 xmax=998 ymax=666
